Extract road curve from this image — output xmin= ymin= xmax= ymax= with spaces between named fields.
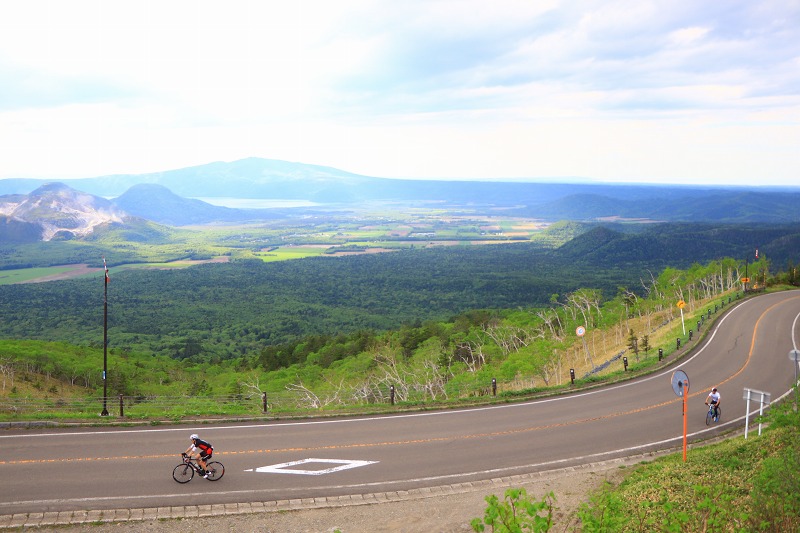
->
xmin=1 ymin=290 xmax=799 ymax=519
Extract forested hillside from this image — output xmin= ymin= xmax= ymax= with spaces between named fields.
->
xmin=0 ymin=222 xmax=797 ymax=365
xmin=2 ymin=256 xmax=797 ymax=419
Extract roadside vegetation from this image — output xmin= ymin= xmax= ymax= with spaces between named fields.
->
xmin=470 ymin=400 xmax=799 ymax=532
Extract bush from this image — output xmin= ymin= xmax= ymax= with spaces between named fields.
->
xmin=471 ymin=488 xmax=555 ymax=532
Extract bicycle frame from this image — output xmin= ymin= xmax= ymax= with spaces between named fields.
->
xmin=705 ymin=403 xmax=721 ymax=425
xmin=173 ymin=454 xmax=224 ymax=483
xmin=183 ymin=456 xmax=203 ymax=473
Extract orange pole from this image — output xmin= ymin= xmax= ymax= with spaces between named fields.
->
xmin=682 ymin=384 xmax=688 ymax=462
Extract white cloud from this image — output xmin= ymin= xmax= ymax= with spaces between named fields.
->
xmin=0 ymin=0 xmax=798 ymax=185
xmin=669 ymin=26 xmax=711 ymax=46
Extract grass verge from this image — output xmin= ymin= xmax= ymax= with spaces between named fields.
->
xmin=577 ymin=401 xmax=800 ymax=532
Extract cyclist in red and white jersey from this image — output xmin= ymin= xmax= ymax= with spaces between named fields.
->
xmin=183 ymin=434 xmax=214 ymax=478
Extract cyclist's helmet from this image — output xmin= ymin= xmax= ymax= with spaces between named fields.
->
xmin=712 ymin=388 xmax=717 ymax=392
xmin=190 ymin=433 xmax=199 ymax=440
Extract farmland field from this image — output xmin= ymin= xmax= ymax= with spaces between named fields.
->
xmin=1 ymin=211 xmax=555 ymax=283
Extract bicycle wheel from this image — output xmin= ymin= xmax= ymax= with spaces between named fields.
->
xmin=706 ymin=408 xmax=713 ymax=426
xmin=205 ymin=461 xmax=224 ymax=481
xmin=173 ymin=463 xmax=194 ymax=483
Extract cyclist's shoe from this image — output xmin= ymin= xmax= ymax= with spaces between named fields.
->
xmin=203 ymin=472 xmax=210 ymax=479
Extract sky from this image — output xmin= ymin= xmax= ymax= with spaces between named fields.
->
xmin=1 ymin=1 xmax=799 ymax=186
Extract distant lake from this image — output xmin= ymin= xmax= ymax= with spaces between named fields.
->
xmin=193 ymin=198 xmax=319 ymax=209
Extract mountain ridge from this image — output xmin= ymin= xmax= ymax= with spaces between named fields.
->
xmin=1 ymin=158 xmax=800 ymax=241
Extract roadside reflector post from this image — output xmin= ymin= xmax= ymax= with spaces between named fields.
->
xmin=689 ymin=329 xmax=693 ymax=341
xmin=390 ymin=385 xmax=395 ymax=405
xmin=623 ymin=357 xmax=628 ymax=371
xmin=677 ymin=338 xmax=681 ymax=350
xmin=569 ymin=368 xmax=575 ymax=385
xmin=119 ymin=394 xmax=124 ymax=417
xmin=658 ymin=348 xmax=663 ymax=361
xmin=492 ymin=378 xmax=497 ymax=396
xmin=262 ymin=392 xmax=268 ymax=413
xmin=743 ymin=388 xmax=771 ymax=439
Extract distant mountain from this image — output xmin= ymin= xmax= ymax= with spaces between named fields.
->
xmin=520 ymin=189 xmax=800 ymax=223
xmin=56 ymin=158 xmax=377 ymax=201
xmin=113 ymin=183 xmax=282 ymax=225
xmin=1 ymin=157 xmax=799 ymax=223
xmin=0 ymin=183 xmax=128 ymax=241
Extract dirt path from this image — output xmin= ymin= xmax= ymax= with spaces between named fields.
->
xmin=28 ymin=263 xmax=100 ymax=282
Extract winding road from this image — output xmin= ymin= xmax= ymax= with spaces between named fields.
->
xmin=2 ymin=290 xmax=799 ymax=518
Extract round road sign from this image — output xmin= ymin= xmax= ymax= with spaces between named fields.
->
xmin=576 ymin=326 xmax=586 ymax=337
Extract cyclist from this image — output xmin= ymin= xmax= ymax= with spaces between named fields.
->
xmin=705 ymin=387 xmax=721 ymax=421
xmin=183 ymin=434 xmax=214 ymax=478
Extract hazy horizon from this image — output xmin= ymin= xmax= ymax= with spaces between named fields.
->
xmin=2 ymin=155 xmax=800 ymax=192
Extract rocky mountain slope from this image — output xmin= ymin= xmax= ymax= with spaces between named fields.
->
xmin=0 ymin=183 xmax=127 ymax=241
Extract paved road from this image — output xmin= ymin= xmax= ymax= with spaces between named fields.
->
xmin=2 ymin=290 xmax=799 ymax=518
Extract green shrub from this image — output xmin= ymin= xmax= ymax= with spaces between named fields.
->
xmin=471 ymin=488 xmax=554 ymax=532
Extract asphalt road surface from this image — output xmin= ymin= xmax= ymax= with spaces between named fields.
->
xmin=2 ymin=290 xmax=799 ymax=516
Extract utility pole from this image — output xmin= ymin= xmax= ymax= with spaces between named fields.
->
xmin=101 ymin=257 xmax=109 ymax=416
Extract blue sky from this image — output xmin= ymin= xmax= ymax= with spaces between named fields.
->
xmin=1 ymin=1 xmax=798 ymax=186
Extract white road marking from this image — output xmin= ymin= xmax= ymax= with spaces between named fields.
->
xmin=246 ymin=458 xmax=379 ymax=475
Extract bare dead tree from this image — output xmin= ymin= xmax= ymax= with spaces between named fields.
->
xmin=566 ymin=289 xmax=603 ymax=328
xmin=535 ymin=351 xmax=561 ymax=386
xmin=536 ymin=309 xmax=565 ymax=342
xmin=239 ymin=373 xmax=266 ymax=399
xmin=0 ymin=358 xmax=15 ymax=391
xmin=285 ymin=381 xmax=324 ymax=409
xmin=641 ymin=270 xmax=663 ymax=300
xmin=453 ymin=341 xmax=486 ymax=373
xmin=482 ymin=323 xmax=532 ymax=355
xmin=416 ymin=358 xmax=450 ymax=401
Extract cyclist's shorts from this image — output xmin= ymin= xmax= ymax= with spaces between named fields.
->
xmin=200 ymin=451 xmax=212 ymax=460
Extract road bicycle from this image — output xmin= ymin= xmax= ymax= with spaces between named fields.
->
xmin=705 ymin=403 xmax=722 ymax=425
xmin=172 ymin=453 xmax=225 ymax=483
